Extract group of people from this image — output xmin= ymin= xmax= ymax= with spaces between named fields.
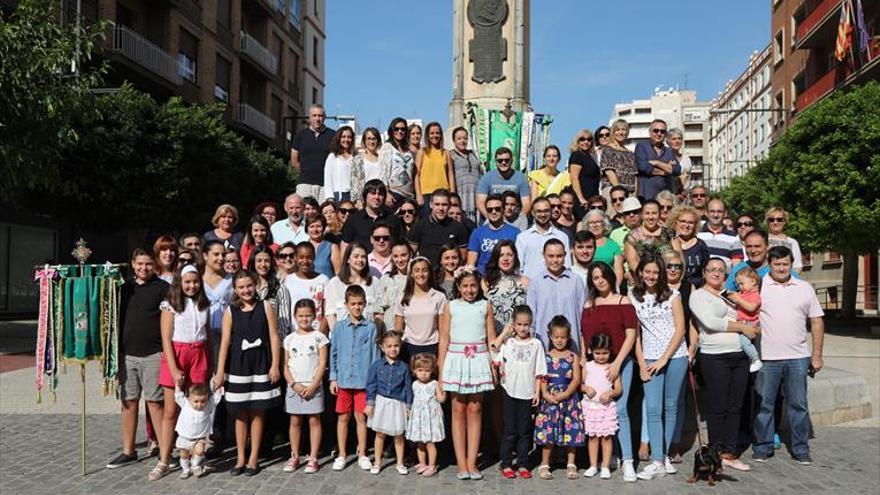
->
xmin=106 ymin=105 xmax=825 ymax=484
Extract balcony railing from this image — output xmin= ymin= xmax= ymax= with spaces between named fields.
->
xmin=239 ymin=104 xmax=277 ymax=139
xmin=111 ymin=24 xmax=181 ymax=85
xmin=795 ymin=63 xmax=852 ymax=112
xmin=796 ymin=0 xmax=841 ymax=43
xmin=239 ymin=31 xmax=278 ymax=73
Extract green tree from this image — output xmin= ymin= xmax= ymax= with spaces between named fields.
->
xmin=31 ymin=85 xmax=294 ymax=234
xmin=722 ymin=81 xmax=880 ymax=317
xmin=0 ymin=0 xmax=107 ymax=197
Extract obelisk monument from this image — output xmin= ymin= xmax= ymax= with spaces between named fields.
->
xmin=449 ymin=0 xmax=530 ymax=129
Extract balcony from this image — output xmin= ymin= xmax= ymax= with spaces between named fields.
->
xmin=795 ymin=0 xmax=841 ymax=49
xmin=239 ymin=31 xmax=278 ymax=74
xmin=111 ymin=24 xmax=181 ymax=85
xmin=171 ymin=0 xmax=202 ymax=23
xmin=238 ymin=103 xmax=277 ymax=139
xmin=795 ymin=63 xmax=852 ymax=112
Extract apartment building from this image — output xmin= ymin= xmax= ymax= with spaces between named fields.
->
xmin=708 ymin=45 xmax=773 ymax=190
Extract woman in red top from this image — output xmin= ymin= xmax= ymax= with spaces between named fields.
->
xmin=240 ymin=215 xmax=279 ymax=270
xmin=581 ymin=261 xmax=639 ymax=482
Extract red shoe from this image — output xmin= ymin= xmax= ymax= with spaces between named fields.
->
xmin=518 ymin=467 xmax=532 ymax=479
xmin=501 ymin=467 xmax=517 ymax=479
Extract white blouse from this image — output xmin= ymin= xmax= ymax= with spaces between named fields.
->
xmin=160 ymin=298 xmax=208 ymax=343
xmin=632 ymin=290 xmax=687 ymax=361
xmin=323 ymin=153 xmax=354 ymax=197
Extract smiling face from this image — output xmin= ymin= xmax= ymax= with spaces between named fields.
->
xmin=430 ymin=194 xmax=450 ymax=221
xmin=295 ymin=247 xmax=315 ymax=275
xmin=411 ymin=259 xmax=431 ymax=288
xmin=181 ymin=271 xmax=201 ymax=296
xmin=513 ymin=312 xmax=532 ymax=340
xmin=307 ymin=219 xmax=323 ymax=241
xmin=624 ymin=208 xmax=642 ymax=229
xmin=769 ymin=255 xmax=793 ymax=282
xmin=440 ymin=248 xmax=461 ymax=273
xmin=544 ymin=147 xmax=560 ymax=170
xmin=365 ymin=187 xmax=384 ymax=210
xmin=495 ymin=151 xmax=513 ymax=173
xmin=251 ymin=222 xmax=268 ymax=245
xmin=408 ymin=126 xmax=422 ymax=148
xmin=260 ymin=206 xmax=277 ymax=225
xmin=640 ymin=261 xmax=660 ymax=291
xmin=642 ymin=203 xmax=660 ymax=230
xmin=706 ymin=199 xmax=726 ymax=227
xmin=276 ymin=247 xmax=296 ymax=274
xmin=744 ymin=232 xmax=768 ymax=265
xmin=427 ymin=124 xmax=442 ymax=147
xmin=204 ymin=244 xmax=225 ymax=273
xmin=364 ymin=129 xmax=380 ymax=153
xmin=767 ymin=211 xmax=787 ymax=235
xmin=390 ymin=244 xmax=411 ymax=273
xmin=339 ymin=128 xmax=354 ymax=153
xmin=132 ymin=254 xmax=155 ymax=282
xmin=218 ymin=212 xmax=235 ymax=232
xmin=158 ymin=247 xmax=176 ymax=270
xmin=664 ymin=254 xmax=684 ymax=284
xmin=702 ymin=259 xmax=728 ymax=290
xmin=233 ymin=274 xmax=256 ymax=304
xmin=453 ymin=129 xmax=468 ymax=151
xmin=549 ymin=326 xmax=570 ymax=351
xmin=676 ymin=212 xmax=698 ymax=238
xmin=485 ymin=198 xmax=503 ymax=225
xmin=667 ymin=133 xmax=683 ymax=152
xmin=532 ymin=200 xmax=552 ymax=228
xmin=456 ymin=274 xmax=479 ymax=301
xmin=308 ymin=106 xmax=325 ymax=130
xmin=347 ymin=247 xmax=367 ymax=274
xmin=596 ymin=128 xmax=611 ymax=147
xmin=497 ymin=245 xmax=515 ymax=272
xmin=658 ymin=198 xmax=674 ymax=222
xmin=573 ymin=238 xmax=596 ymax=265
xmin=577 ymin=133 xmax=593 ymax=152
xmin=371 ymin=226 xmax=391 ymax=256
xmin=322 ymin=204 xmax=336 ymax=225
xmin=253 ymin=252 xmax=272 ymax=278
xmin=223 ymin=252 xmax=241 ymax=274
xmin=285 ymin=195 xmax=304 ymax=224
xmin=543 ymin=243 xmax=566 ymax=275
xmin=612 ymin=124 xmax=629 ymax=145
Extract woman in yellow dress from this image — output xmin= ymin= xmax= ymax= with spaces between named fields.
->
xmin=528 ymin=145 xmax=570 ymax=200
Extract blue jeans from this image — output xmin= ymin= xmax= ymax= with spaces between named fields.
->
xmin=739 ymin=334 xmax=759 ymax=361
xmin=753 ymin=357 xmax=811 ymax=456
xmin=614 ymin=357 xmax=634 ymax=460
xmin=643 ymin=357 xmax=688 ymax=461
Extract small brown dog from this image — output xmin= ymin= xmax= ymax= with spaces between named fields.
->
xmin=687 ymin=444 xmax=723 ymax=486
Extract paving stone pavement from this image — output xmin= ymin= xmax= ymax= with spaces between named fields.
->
xmin=1 ymin=414 xmax=878 ymax=495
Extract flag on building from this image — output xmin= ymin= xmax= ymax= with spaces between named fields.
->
xmin=853 ymin=0 xmax=869 ymax=55
xmin=835 ymin=0 xmax=853 ymax=62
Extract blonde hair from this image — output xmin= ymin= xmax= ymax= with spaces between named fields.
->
xmin=735 ymin=265 xmax=761 ymax=286
xmin=568 ymin=129 xmax=594 ymax=153
xmin=410 ymin=352 xmax=437 ymax=376
xmin=666 ymin=204 xmax=700 ymax=230
xmin=661 ymin=250 xmax=686 ymax=279
xmin=212 ymin=204 xmax=239 ymax=228
xmin=764 ymin=206 xmax=789 ymax=223
xmin=609 ymin=119 xmax=630 ymax=149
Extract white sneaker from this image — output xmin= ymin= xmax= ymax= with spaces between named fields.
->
xmin=583 ymin=466 xmax=598 ymax=478
xmin=396 ymin=464 xmax=408 ymax=475
xmin=179 ymin=469 xmax=192 ymax=480
xmin=750 ymin=359 xmax=764 ymax=373
xmin=600 ymin=467 xmax=612 ymax=479
xmin=621 ymin=460 xmax=637 ymax=482
xmin=358 ymin=456 xmax=373 ymax=470
xmin=637 ymin=461 xmax=666 ymax=480
xmin=370 ymin=465 xmax=380 ymax=475
xmin=332 ymin=457 xmax=346 ymax=471
xmin=664 ymin=457 xmax=677 ymax=474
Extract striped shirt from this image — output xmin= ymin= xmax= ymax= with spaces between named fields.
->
xmin=696 ymin=224 xmax=743 ymax=270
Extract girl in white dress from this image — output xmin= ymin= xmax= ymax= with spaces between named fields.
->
xmin=405 ymin=353 xmax=446 ymax=477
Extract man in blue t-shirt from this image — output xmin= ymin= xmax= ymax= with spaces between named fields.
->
xmin=476 ymin=147 xmax=531 ymax=219
xmin=466 ymin=194 xmax=520 ymax=273
xmin=726 ymin=229 xmax=799 ymax=290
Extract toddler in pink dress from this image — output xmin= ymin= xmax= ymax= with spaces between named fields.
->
xmin=581 ymin=333 xmax=622 ymax=479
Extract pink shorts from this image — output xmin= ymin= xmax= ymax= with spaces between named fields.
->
xmin=158 ymin=341 xmax=209 ymax=388
xmin=335 ymin=388 xmax=367 ymax=414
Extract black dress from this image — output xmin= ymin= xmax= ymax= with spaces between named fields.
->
xmin=225 ymin=303 xmax=281 ymax=413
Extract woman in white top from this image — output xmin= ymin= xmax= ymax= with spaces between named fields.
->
xmin=631 ymin=255 xmax=687 ymax=480
xmin=764 ymin=207 xmax=803 ymax=271
xmin=394 ymin=256 xmax=449 ymax=361
xmin=157 ymin=265 xmax=211 ymax=476
xmin=689 ymin=258 xmax=758 ymax=472
xmin=380 ymin=117 xmax=415 ymax=209
xmin=323 ymin=125 xmax=356 ymax=202
xmin=282 ymin=242 xmax=330 ymax=335
xmin=666 ymin=128 xmax=691 ymax=195
xmin=350 ymin=127 xmax=383 ymax=206
xmin=324 ymin=241 xmax=381 ymax=332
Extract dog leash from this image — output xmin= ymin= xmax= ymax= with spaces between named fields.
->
xmin=688 ymin=366 xmax=707 ymax=447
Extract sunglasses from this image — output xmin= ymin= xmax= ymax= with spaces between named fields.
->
xmin=486 ymin=206 xmax=503 ymax=213
xmin=578 ymin=136 xmax=593 ymax=142
xmin=496 ymin=158 xmax=512 ymax=164
xmin=393 ymin=127 xmax=406 ymax=132
xmin=597 ymin=132 xmax=611 ymax=138
xmin=768 ymin=217 xmax=785 ymax=223
xmin=550 ymin=204 xmax=561 ymax=210
xmin=372 ymin=235 xmax=390 ymax=242
xmin=178 ymin=258 xmax=193 ymax=265
xmin=589 ymin=204 xmax=604 ymax=210
xmin=736 ymin=221 xmax=754 ymax=228
xmin=625 ymin=210 xmax=641 ymax=216
xmin=611 ymin=197 xmax=625 ymax=203
xmin=692 ymin=193 xmax=706 ymax=198
xmin=339 ymin=208 xmax=355 ymax=214
xmin=398 ymin=209 xmax=415 ymax=216
xmin=660 ymin=205 xmax=673 ymax=212
xmin=277 ymin=253 xmax=295 ymax=260
xmin=666 ymin=263 xmax=683 ymax=270
xmin=651 ymin=128 xmax=667 ymax=134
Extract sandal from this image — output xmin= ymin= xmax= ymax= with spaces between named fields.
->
xmin=566 ymin=464 xmax=579 ymax=480
xmin=415 ymin=463 xmax=427 ymax=474
xmin=148 ymin=462 xmax=171 ymax=481
xmin=538 ymin=464 xmax=553 ymax=480
xmin=421 ymin=465 xmax=437 ymax=477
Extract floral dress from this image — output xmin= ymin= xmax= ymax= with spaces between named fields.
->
xmin=486 ymin=274 xmax=527 ymax=333
xmin=406 ymin=380 xmax=445 ymax=443
xmin=534 ymin=352 xmax=585 ymax=446
xmin=600 ymin=147 xmax=637 ymax=193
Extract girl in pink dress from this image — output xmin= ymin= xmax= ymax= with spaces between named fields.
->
xmin=582 ymin=333 xmax=622 ymax=480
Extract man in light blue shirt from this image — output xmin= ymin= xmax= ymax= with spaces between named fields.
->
xmin=476 ymin=147 xmax=531 ymax=219
xmin=467 ymin=194 xmax=520 ymax=273
xmin=526 ymin=239 xmax=585 ymax=352
xmin=516 ymin=197 xmax=570 ymax=280
xmin=271 ymin=193 xmax=310 ymax=245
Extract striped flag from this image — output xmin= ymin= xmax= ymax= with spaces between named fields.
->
xmin=854 ymin=0 xmax=869 ymax=55
xmin=835 ymin=0 xmax=853 ymax=61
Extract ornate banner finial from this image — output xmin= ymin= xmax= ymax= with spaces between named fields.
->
xmin=71 ymin=238 xmax=92 ymax=265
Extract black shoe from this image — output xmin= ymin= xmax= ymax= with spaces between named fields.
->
xmin=244 ymin=465 xmax=260 ymax=476
xmin=229 ymin=465 xmax=245 ymax=476
xmin=793 ymin=453 xmax=813 ymax=466
xmin=106 ymin=452 xmax=138 ymax=469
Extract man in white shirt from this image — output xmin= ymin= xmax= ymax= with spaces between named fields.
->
xmin=271 ymin=193 xmax=309 ymax=245
xmin=515 ymin=197 xmax=570 ymax=280
xmin=570 ymin=230 xmax=596 ymax=286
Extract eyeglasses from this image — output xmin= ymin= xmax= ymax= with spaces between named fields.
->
xmin=496 ymin=158 xmax=512 ymax=164
xmin=597 ymin=132 xmax=611 ymax=138
xmin=768 ymin=217 xmax=785 ymax=223
xmin=611 ymin=197 xmax=625 ymax=203
xmin=651 ymin=128 xmax=667 ymax=135
xmin=372 ymin=235 xmax=390 ymax=242
xmin=578 ymin=136 xmax=593 ymax=142
xmin=550 ymin=204 xmax=561 ymax=210
xmin=666 ymin=263 xmax=683 ymax=270
xmin=277 ymin=253 xmax=295 ymax=260
xmin=486 ymin=206 xmax=502 ymax=213
xmin=735 ymin=221 xmax=754 ymax=228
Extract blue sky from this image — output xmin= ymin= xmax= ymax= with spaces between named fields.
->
xmin=325 ymin=1 xmax=769 ymax=146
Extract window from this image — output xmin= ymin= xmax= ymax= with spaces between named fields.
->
xmin=217 ymin=0 xmax=231 ymax=29
xmin=214 ymin=55 xmax=231 ymax=102
xmin=634 ymin=108 xmax=651 ymax=114
xmin=312 ymin=87 xmax=319 ymax=106
xmin=271 ymin=95 xmax=283 ymax=137
xmin=774 ymin=92 xmax=784 ymax=128
xmin=271 ymin=34 xmax=283 ymax=75
xmin=177 ymin=29 xmax=198 ymax=83
xmin=288 ymin=48 xmax=300 ymax=91
xmin=288 ymin=0 xmax=301 ymax=30
xmin=275 ymin=0 xmax=285 ymax=13
xmin=802 ymin=251 xmax=812 ymax=267
xmin=825 ymin=252 xmax=842 ymax=263
xmin=618 ymin=109 xmax=632 ymax=116
xmin=312 ymin=36 xmax=319 ymax=68
xmin=773 ymin=30 xmax=784 ymax=65
xmin=313 ymin=0 xmax=319 ymax=17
